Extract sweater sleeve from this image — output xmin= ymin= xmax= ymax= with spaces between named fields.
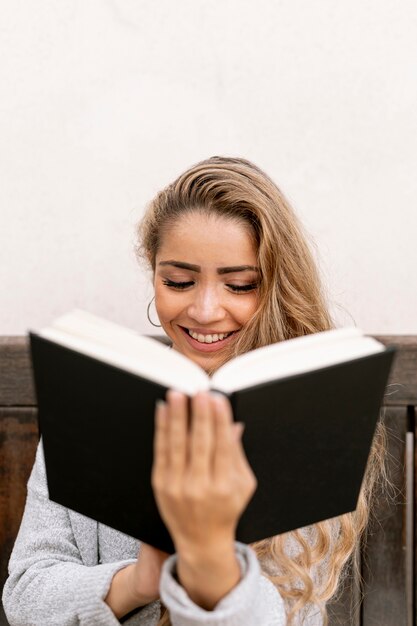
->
xmin=1 ymin=442 xmax=156 ymax=626
xmin=159 ymin=542 xmax=287 ymax=626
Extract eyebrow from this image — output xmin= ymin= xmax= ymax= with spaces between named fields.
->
xmin=158 ymin=261 xmax=259 ymax=274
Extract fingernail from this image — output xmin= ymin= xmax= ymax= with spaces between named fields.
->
xmin=167 ymin=389 xmax=184 ymax=402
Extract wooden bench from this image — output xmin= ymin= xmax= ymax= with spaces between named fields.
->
xmin=0 ymin=335 xmax=415 ymax=625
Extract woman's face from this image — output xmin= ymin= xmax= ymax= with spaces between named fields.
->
xmin=154 ymin=212 xmax=260 ymax=372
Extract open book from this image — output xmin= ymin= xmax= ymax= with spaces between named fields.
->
xmin=29 ymin=309 xmax=395 ymax=553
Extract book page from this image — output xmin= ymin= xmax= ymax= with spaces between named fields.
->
xmin=212 ymin=327 xmax=385 ymax=393
xmin=37 ymin=309 xmax=210 ymax=395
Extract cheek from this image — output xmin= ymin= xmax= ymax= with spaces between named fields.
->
xmin=154 ymin=287 xmax=168 ymax=321
xmin=154 ymin=286 xmax=182 ymax=323
xmin=231 ymin=294 xmax=259 ymax=325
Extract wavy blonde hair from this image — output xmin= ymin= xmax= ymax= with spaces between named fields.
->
xmin=135 ymin=156 xmax=387 ymax=624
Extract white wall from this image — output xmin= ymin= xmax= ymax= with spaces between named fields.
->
xmin=1 ymin=0 xmax=416 ymax=335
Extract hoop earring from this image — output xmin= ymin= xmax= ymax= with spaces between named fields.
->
xmin=147 ymin=296 xmax=161 ymax=327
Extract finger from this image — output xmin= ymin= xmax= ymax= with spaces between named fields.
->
xmin=189 ymin=392 xmax=214 ymax=477
xmin=211 ymin=393 xmax=235 ymax=481
xmin=229 ymin=422 xmax=257 ymax=497
xmin=166 ymin=390 xmax=188 ymax=477
xmin=212 ymin=400 xmax=250 ymax=476
xmin=152 ymin=400 xmax=169 ymax=481
xmin=231 ymin=421 xmax=251 ymax=473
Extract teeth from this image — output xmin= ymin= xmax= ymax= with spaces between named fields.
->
xmin=188 ymin=329 xmax=231 ymax=343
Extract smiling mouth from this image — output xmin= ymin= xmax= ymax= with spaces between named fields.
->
xmin=180 ymin=326 xmax=237 ymax=344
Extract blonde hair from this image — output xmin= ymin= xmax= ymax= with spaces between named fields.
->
xmin=135 ymin=156 xmax=387 ymax=624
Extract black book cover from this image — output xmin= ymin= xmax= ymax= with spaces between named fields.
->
xmin=29 ymin=332 xmax=395 ymax=554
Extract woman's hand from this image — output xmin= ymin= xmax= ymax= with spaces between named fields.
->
xmin=105 ymin=543 xmax=169 ymax=618
xmin=151 ymin=390 xmax=257 ymax=608
xmin=130 ymin=542 xmax=170 ymax=604
xmin=107 ymin=391 xmax=256 ymax=618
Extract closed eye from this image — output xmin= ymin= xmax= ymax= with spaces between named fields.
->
xmin=162 ymin=279 xmax=194 ymax=290
xmin=162 ymin=279 xmax=258 ymax=293
xmin=229 ymin=283 xmax=258 ymax=292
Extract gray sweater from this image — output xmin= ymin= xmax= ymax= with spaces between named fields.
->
xmin=3 ymin=443 xmax=322 ymax=625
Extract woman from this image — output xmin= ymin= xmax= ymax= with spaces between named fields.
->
xmin=3 ymin=156 xmax=384 ymax=625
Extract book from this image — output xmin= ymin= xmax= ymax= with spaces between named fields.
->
xmin=29 ymin=309 xmax=395 ymax=553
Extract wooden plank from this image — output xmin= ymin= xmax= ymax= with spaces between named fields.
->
xmin=361 ymin=406 xmax=408 ymax=625
xmin=0 ymin=408 xmax=38 ymax=626
xmin=407 ymin=427 xmax=414 ymax=626
xmin=328 ymin=548 xmax=361 ymax=625
xmin=372 ymin=336 xmax=417 ymax=406
xmin=1 ymin=335 xmax=415 ymax=406
xmin=0 ymin=338 xmax=35 ymax=406
xmin=0 ymin=335 xmax=170 ymax=406
xmin=413 ymin=405 xmax=417 ymax=626
xmin=374 ymin=336 xmax=417 ymax=349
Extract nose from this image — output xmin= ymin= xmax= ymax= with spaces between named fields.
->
xmin=186 ymin=285 xmax=226 ymax=325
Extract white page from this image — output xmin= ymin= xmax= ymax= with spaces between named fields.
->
xmin=36 ymin=310 xmax=209 ymax=395
xmin=212 ymin=327 xmax=384 ymax=393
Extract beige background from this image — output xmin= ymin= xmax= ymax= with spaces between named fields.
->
xmin=1 ymin=0 xmax=416 ymax=335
